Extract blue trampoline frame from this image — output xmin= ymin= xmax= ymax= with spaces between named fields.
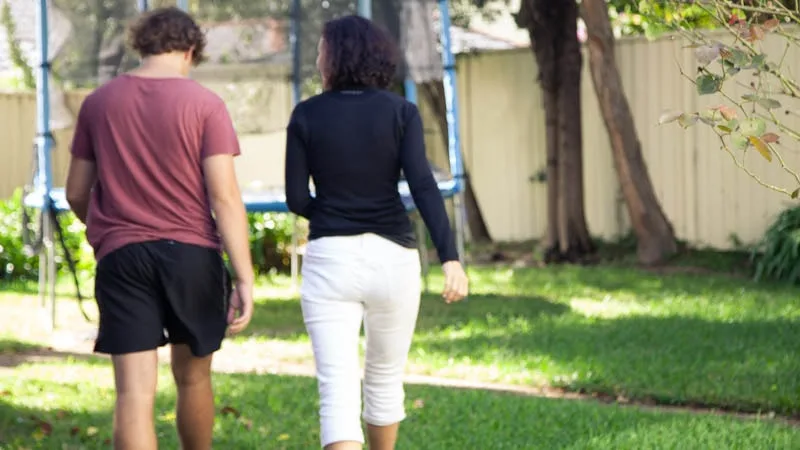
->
xmin=27 ymin=0 xmax=467 ymax=329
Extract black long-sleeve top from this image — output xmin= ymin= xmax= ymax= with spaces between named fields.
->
xmin=284 ymin=88 xmax=459 ymax=263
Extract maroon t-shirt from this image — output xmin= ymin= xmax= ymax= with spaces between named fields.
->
xmin=70 ymin=74 xmax=240 ymax=261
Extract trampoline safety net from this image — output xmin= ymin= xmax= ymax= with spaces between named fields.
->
xmin=26 ymin=0 xmax=447 ymax=135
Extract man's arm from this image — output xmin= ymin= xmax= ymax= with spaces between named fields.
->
xmin=65 ymin=158 xmax=97 ymax=223
xmin=202 ymin=104 xmax=254 ymax=284
xmin=66 ymin=99 xmax=97 ymax=223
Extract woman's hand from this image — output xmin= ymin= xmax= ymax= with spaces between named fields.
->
xmin=442 ymin=261 xmax=469 ymax=303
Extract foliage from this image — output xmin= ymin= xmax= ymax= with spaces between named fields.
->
xmin=608 ymin=0 xmax=718 ymax=38
xmin=659 ymin=0 xmax=800 ymax=197
xmin=247 ymin=212 xmax=303 ymax=275
xmin=752 ymin=205 xmax=800 ymax=284
xmin=0 ymin=191 xmax=300 ymax=281
xmin=0 ymin=0 xmax=35 ymax=89
xmin=0 ymin=190 xmax=93 ymax=283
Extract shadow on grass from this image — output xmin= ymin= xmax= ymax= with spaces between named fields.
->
xmin=240 ymin=294 xmax=571 ymax=339
xmin=1 ymin=368 xmax=799 ymax=450
xmin=417 ymin=314 xmax=800 ymax=417
xmin=0 ymin=338 xmax=99 ymax=369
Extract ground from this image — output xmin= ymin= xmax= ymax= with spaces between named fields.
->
xmin=1 ymin=248 xmax=800 ymax=449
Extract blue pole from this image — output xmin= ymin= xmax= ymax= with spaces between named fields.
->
xmin=436 ymin=0 xmax=464 ymax=194
xmin=404 ymin=78 xmax=417 ymax=104
xmin=436 ymin=0 xmax=467 ymax=264
xmin=35 ymin=0 xmax=52 ymax=202
xmin=176 ymin=0 xmax=188 ymax=11
xmin=290 ymin=0 xmax=301 ymax=105
xmin=288 ymin=0 xmax=302 ymax=290
xmin=137 ymin=0 xmax=149 ymax=12
xmin=357 ymin=0 xmax=372 ymax=21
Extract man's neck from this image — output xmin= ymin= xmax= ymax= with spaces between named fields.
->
xmin=129 ymin=57 xmax=188 ymax=79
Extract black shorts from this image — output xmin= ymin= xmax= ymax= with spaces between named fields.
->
xmin=93 ymin=239 xmax=231 ymax=357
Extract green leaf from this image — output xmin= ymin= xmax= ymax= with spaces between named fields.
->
xmin=696 ymin=74 xmax=723 ymax=95
xmin=757 ymin=98 xmax=782 ymax=110
xmin=742 ymin=94 xmax=760 ymax=102
xmin=730 ymin=132 xmax=749 ymax=150
xmin=717 ymin=125 xmax=732 ymax=133
xmin=749 ymin=53 xmax=767 ymax=69
xmin=722 ymin=48 xmax=751 ymax=68
xmin=739 ymin=118 xmax=767 ymax=137
xmin=791 ymin=188 xmax=799 ymax=199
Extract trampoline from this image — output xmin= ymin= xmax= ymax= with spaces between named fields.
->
xmin=24 ymin=0 xmax=467 ymax=330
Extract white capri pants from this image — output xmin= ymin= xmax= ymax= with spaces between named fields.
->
xmin=300 ymin=233 xmax=422 ymax=448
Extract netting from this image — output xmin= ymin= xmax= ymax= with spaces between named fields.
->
xmin=34 ymin=0 xmax=445 ymax=133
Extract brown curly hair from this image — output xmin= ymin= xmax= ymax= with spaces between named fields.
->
xmin=128 ymin=7 xmax=207 ymax=66
xmin=320 ymin=15 xmax=398 ymax=90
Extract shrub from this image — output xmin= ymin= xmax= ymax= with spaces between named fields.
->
xmin=0 ymin=189 xmax=94 ymax=283
xmin=0 ymin=190 xmax=302 ymax=283
xmin=248 ymin=212 xmax=306 ymax=276
xmin=752 ymin=206 xmax=800 ymax=284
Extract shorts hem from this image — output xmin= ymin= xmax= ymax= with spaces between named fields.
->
xmin=94 ymin=338 xmax=168 ymax=355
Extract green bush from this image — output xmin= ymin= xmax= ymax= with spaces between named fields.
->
xmin=0 ymin=189 xmax=94 ymax=283
xmin=752 ymin=205 xmax=800 ymax=284
xmin=248 ymin=212 xmax=306 ymax=275
xmin=0 ymin=190 xmax=302 ymax=283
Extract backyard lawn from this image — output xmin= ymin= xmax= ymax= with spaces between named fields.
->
xmin=1 ymin=253 xmax=799 ymax=448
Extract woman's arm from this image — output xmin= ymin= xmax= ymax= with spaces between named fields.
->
xmin=399 ymin=103 xmax=459 ymax=263
xmin=285 ymin=106 xmax=315 ymax=218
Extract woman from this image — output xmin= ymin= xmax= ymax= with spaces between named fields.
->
xmin=285 ymin=15 xmax=469 ymax=450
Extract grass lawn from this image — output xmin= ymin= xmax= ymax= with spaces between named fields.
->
xmin=1 ymin=350 xmax=799 ymax=449
xmin=2 ymin=249 xmax=800 ymax=447
xmin=234 ymin=260 xmax=800 ymax=417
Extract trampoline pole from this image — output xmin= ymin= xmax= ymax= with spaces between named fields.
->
xmin=137 ymin=0 xmax=149 ymax=12
xmin=436 ymin=0 xmax=467 ymax=266
xmin=176 ymin=0 xmax=188 ymax=11
xmin=36 ymin=0 xmax=56 ymax=329
xmin=47 ymin=220 xmax=56 ymax=330
xmin=357 ymin=0 xmax=372 ymax=20
xmin=289 ymin=0 xmax=302 ymax=292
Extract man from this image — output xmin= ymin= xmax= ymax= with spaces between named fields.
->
xmin=65 ymin=7 xmax=254 ymax=450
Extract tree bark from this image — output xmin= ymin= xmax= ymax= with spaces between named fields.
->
xmin=419 ymin=80 xmax=492 ymax=243
xmin=581 ymin=0 xmax=677 ymax=265
xmin=518 ymin=0 xmax=594 ymax=263
xmin=557 ymin=0 xmax=594 ymax=259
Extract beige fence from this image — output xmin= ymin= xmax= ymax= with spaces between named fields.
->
xmin=2 ymin=32 xmax=798 ymax=249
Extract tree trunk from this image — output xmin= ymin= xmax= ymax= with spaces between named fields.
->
xmin=581 ymin=0 xmax=677 ymax=265
xmin=518 ymin=0 xmax=594 ymax=263
xmin=557 ymin=0 xmax=594 ymax=259
xmin=419 ymin=80 xmax=492 ymax=243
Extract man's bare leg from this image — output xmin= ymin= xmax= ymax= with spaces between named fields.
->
xmin=171 ymin=344 xmax=215 ymax=450
xmin=112 ymin=350 xmax=159 ymax=450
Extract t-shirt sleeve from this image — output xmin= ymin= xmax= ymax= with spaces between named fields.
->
xmin=70 ymin=100 xmax=95 ymax=161
xmin=201 ymin=100 xmax=241 ymax=159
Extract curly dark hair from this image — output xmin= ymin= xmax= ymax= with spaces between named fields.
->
xmin=320 ymin=15 xmax=398 ymax=90
xmin=128 ymin=7 xmax=207 ymax=66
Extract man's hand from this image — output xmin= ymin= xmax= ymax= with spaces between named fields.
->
xmin=442 ymin=261 xmax=468 ymax=303
xmin=227 ymin=280 xmax=254 ymax=335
